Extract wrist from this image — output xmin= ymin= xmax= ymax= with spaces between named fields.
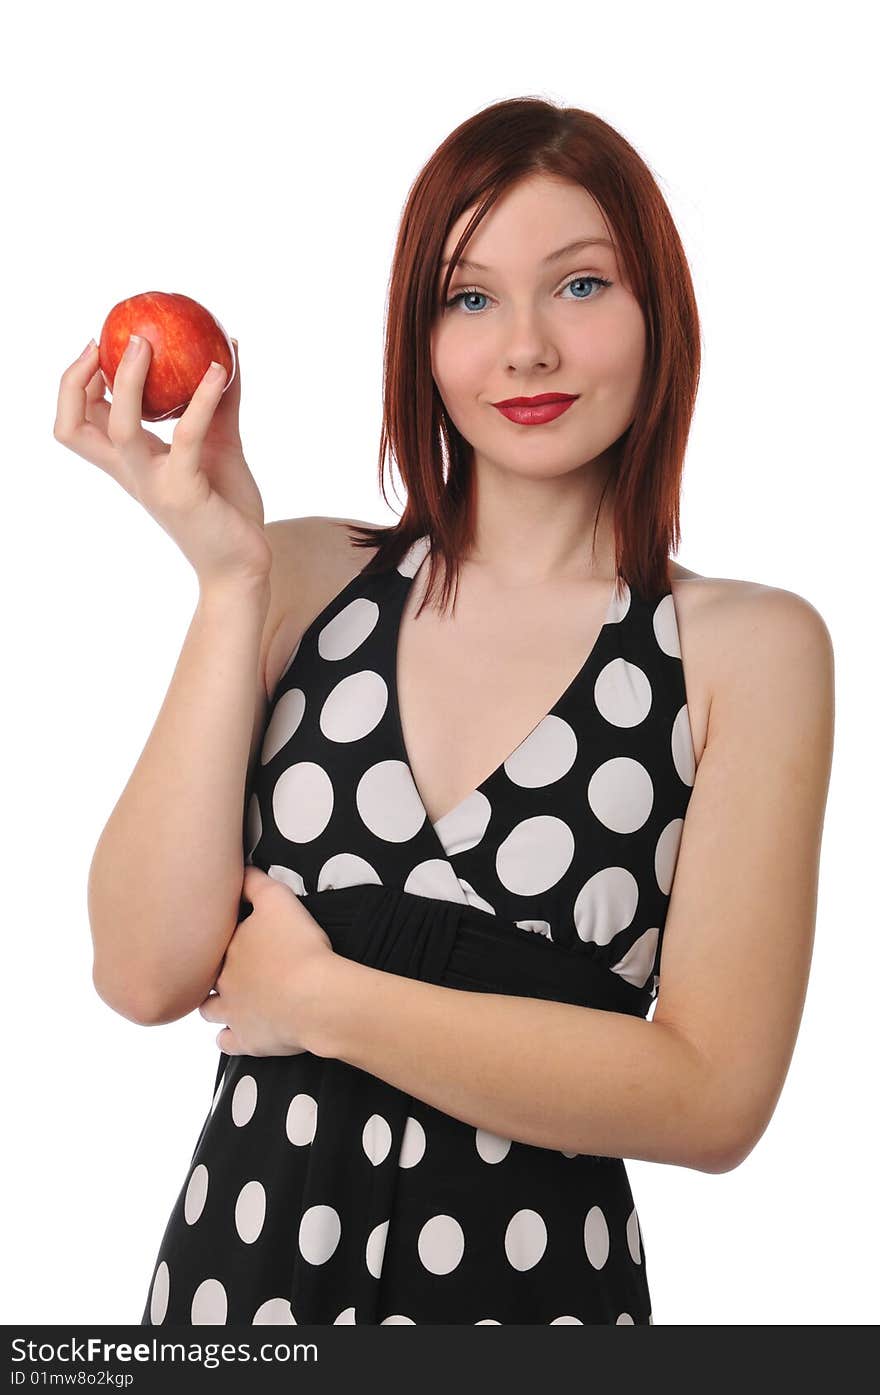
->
xmin=197 ymin=572 xmax=270 ymax=613
xmin=300 ymin=952 xmax=362 ymax=1060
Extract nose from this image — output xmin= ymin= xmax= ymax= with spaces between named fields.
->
xmin=498 ymin=306 xmax=562 ymax=373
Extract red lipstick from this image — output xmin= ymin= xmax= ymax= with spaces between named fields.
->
xmin=492 ymin=393 xmax=578 ymax=426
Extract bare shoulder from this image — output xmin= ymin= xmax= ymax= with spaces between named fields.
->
xmin=667 ymin=561 xmax=834 ymax=757
xmin=262 ymin=515 xmax=383 ymax=696
xmin=267 ymin=514 xmax=383 ymax=602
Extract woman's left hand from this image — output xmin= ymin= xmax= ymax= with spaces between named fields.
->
xmin=198 ymin=863 xmax=336 ymax=1057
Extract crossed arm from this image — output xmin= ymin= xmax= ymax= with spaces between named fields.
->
xmin=306 ymin=587 xmax=834 ymax=1177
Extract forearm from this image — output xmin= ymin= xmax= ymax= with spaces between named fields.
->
xmin=311 ymin=956 xmax=717 ymax=1171
xmin=89 ymin=577 xmax=270 ymax=1023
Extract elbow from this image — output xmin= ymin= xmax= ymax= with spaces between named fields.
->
xmin=668 ymin=1038 xmax=762 ymax=1174
xmin=91 ymin=960 xmax=202 ymax=1027
xmin=689 ymin=1113 xmax=763 ymax=1175
xmin=91 ymin=961 xmax=160 ymax=1026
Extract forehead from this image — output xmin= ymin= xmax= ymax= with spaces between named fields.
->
xmin=439 ymin=176 xmax=616 ymax=270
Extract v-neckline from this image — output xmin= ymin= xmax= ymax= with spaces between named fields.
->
xmin=387 ymin=535 xmax=625 ymax=846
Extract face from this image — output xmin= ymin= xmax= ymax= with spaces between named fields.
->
xmin=430 ymin=174 xmax=646 ymax=481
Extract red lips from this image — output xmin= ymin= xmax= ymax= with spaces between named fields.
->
xmin=493 ymin=393 xmax=578 ymax=407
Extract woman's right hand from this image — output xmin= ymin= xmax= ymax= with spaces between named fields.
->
xmin=52 ymin=333 xmax=272 ymax=591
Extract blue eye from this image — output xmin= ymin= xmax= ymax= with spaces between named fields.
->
xmin=445 ymin=274 xmax=613 ymax=314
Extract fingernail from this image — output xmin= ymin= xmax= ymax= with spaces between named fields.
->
xmin=208 ymin=361 xmax=226 ymax=381
xmin=124 ymin=334 xmax=142 ymax=360
xmin=78 ymin=338 xmax=96 ymax=359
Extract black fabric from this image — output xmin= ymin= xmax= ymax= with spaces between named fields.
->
xmin=140 ymin=535 xmax=695 ymax=1326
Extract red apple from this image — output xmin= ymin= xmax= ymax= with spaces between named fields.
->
xmin=97 ymin=291 xmax=236 ymax=423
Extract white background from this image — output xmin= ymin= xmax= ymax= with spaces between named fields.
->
xmin=2 ymin=0 xmax=875 ymax=1326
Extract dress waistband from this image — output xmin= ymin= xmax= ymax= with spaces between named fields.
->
xmin=290 ymin=884 xmax=652 ymax=1020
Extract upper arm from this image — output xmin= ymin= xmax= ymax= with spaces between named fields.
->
xmin=651 ymin=585 xmax=835 ymax=1172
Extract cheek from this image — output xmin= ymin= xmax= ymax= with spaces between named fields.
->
xmin=604 ymin=306 xmax=646 ymax=377
xmin=432 ymin=332 xmax=487 ymax=405
xmin=575 ymin=309 xmax=645 ymax=392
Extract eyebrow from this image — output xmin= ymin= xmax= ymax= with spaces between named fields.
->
xmin=440 ymin=236 xmax=616 ymax=273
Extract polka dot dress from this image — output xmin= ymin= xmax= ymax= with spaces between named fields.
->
xmin=142 ymin=534 xmax=695 ymax=1326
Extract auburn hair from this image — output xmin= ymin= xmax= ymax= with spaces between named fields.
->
xmin=337 ymin=95 xmax=702 ymax=613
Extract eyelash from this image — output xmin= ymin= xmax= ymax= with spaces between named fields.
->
xmin=444 ymin=274 xmax=613 ymax=313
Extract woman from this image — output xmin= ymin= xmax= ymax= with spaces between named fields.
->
xmin=58 ymin=97 xmax=834 ymax=1325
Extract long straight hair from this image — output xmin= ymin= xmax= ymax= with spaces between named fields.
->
xmin=339 ymin=96 xmax=702 ymax=614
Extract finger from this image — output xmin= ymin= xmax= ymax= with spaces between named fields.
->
xmin=242 ymin=862 xmax=274 ymax=899
xmin=106 ymin=334 xmax=155 ymax=470
xmin=207 ymin=335 xmax=241 ymax=430
xmin=166 ymin=359 xmax=231 ymax=481
xmin=53 ymin=341 xmax=119 ymax=471
xmin=85 ymin=366 xmax=108 ymax=404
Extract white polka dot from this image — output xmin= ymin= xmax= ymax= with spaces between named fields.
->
xmin=357 ymin=760 xmax=425 ymax=842
xmin=504 ymin=1209 xmax=547 ymax=1271
xmin=672 ymin=704 xmax=696 ymax=786
xmin=397 ymin=535 xmax=430 ymax=578
xmin=334 ymin=1307 xmax=356 ymax=1324
xmin=418 ymin=1215 xmax=465 ymax=1275
xmin=626 ymin=1206 xmax=642 ymax=1264
xmin=381 ymin=1314 xmax=416 ymax=1324
xmin=262 ymin=687 xmax=306 ymax=763
xmin=475 ymin=1318 xmax=502 ymax=1324
xmin=318 ymin=596 xmax=380 ymax=660
xmin=399 ymin=1116 xmax=426 ymax=1168
xmin=191 ymin=1277 xmax=227 ymax=1324
xmin=514 ymin=918 xmax=553 ymax=940
xmin=321 ymin=671 xmax=388 ymax=743
xmin=266 ymin=863 xmax=307 ymax=895
xmin=184 ymin=1164 xmax=209 ymax=1224
xmin=274 ymin=762 xmax=334 ymax=843
xmin=496 ymin=816 xmax=575 ymax=895
xmin=366 ymin=1219 xmax=390 ymax=1278
xmin=616 ymin=1311 xmax=635 ymax=1324
xmin=433 ymin=789 xmax=492 ymax=855
xmin=655 ymin=818 xmax=684 ymax=895
xmin=475 ymin=1129 xmax=511 ymax=1164
xmin=362 ymin=1114 xmax=393 ymax=1165
xmin=253 ymin=1297 xmax=296 ymax=1324
xmin=504 ymin=715 xmax=578 ymax=787
xmin=584 ymin=1205 xmax=610 ymax=1269
xmin=299 ymin=1205 xmax=341 ymax=1265
xmin=459 ymin=879 xmax=496 ymax=914
xmin=245 ymin=793 xmax=261 ymax=861
xmin=594 ymin=657 xmax=653 ymax=727
xmin=573 ymin=866 xmax=639 ymax=946
xmin=286 ymin=1093 xmax=318 ymax=1146
xmin=653 ymin=593 xmax=681 ymax=658
xmin=588 ymin=756 xmax=653 ymax=833
xmin=235 ymin=1180 xmax=267 ymax=1244
xmin=231 ymin=1075 xmax=258 ymax=1127
xmin=403 ymin=858 xmax=469 ymax=901
xmin=611 ymin=926 xmax=659 ymax=989
xmin=550 ymin=1315 xmax=583 ymax=1324
xmin=149 ymin=1261 xmax=169 ymax=1324
xmin=316 ymin=853 xmax=381 ymax=891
